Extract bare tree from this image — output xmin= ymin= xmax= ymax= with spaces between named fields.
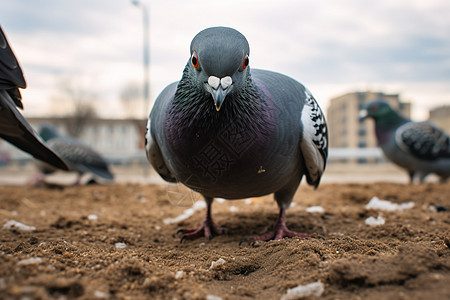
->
xmin=120 ymin=81 xmax=143 ymax=119
xmin=52 ymin=77 xmax=98 ymax=137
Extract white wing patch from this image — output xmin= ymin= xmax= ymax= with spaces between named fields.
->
xmin=300 ymin=90 xmax=328 ymax=186
xmin=145 ymin=118 xmax=152 ymax=160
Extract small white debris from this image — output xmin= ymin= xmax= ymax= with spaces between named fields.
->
xmin=154 ymin=225 xmax=161 ymax=231
xmin=94 ymin=290 xmax=109 ymax=299
xmin=115 ymin=242 xmax=127 ymax=249
xmin=206 ymin=295 xmax=223 ymax=300
xmin=429 ymin=205 xmax=447 ymax=213
xmin=88 ymin=214 xmax=98 ymax=221
xmin=306 ymin=206 xmax=324 ymax=213
xmin=244 ymin=198 xmax=252 ymax=205
xmin=163 ymin=201 xmax=206 ymax=225
xmin=175 ymin=270 xmax=184 ymax=279
xmin=192 ymin=200 xmax=207 ymax=210
xmin=365 ymin=215 xmax=385 ymax=226
xmin=209 ymin=258 xmax=226 ymax=270
xmin=365 ymin=197 xmax=414 ymax=211
xmin=18 ymin=257 xmax=43 ymax=265
xmin=229 ymin=206 xmax=238 ymax=212
xmin=281 ymin=281 xmax=324 ymax=300
xmin=216 ymin=198 xmax=226 ymax=203
xmin=3 ymin=220 xmax=36 ymax=232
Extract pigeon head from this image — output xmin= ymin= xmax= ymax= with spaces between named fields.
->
xmin=359 ymin=100 xmax=399 ymax=122
xmin=182 ymin=27 xmax=251 ymax=111
xmin=39 ymin=124 xmax=60 ymax=141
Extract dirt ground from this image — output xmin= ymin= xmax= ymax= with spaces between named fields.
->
xmin=0 ymin=181 xmax=449 ymax=299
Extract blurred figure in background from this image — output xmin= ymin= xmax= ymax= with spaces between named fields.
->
xmin=360 ymin=100 xmax=450 ymax=183
xmin=0 ymin=26 xmax=68 ymax=171
xmin=33 ymin=124 xmax=114 ymax=185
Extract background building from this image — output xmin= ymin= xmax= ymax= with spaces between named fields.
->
xmin=327 ymin=91 xmax=411 ymax=162
xmin=429 ymin=105 xmax=450 ymax=134
xmin=0 ymin=117 xmax=147 ymax=165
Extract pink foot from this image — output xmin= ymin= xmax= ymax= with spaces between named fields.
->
xmin=177 ymin=197 xmax=225 ymax=242
xmin=29 ymin=172 xmax=46 ymax=186
xmin=248 ymin=208 xmax=310 ymax=242
xmin=178 ymin=218 xmax=225 ymax=242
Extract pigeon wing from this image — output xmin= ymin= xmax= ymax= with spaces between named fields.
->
xmin=299 ymin=89 xmax=328 ymax=188
xmin=0 ymin=90 xmax=68 ymax=170
xmin=395 ymin=122 xmax=450 ymax=161
xmin=0 ymin=26 xmax=26 ymax=108
xmin=47 ymin=138 xmax=113 ymax=179
xmin=146 ymin=82 xmax=177 ymax=183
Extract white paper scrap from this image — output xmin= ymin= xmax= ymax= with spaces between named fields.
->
xmin=281 ymin=281 xmax=324 ymax=300
xmin=306 ymin=206 xmax=324 ymax=213
xmin=365 ymin=215 xmax=385 ymax=226
xmin=163 ymin=201 xmax=206 ymax=225
xmin=209 ymin=258 xmax=226 ymax=270
xmin=365 ymin=197 xmax=414 ymax=211
xmin=3 ymin=220 xmax=36 ymax=232
xmin=18 ymin=257 xmax=43 ymax=265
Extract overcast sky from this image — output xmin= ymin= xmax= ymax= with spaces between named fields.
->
xmin=1 ymin=0 xmax=449 ymax=120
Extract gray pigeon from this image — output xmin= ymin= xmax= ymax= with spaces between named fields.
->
xmin=146 ymin=27 xmax=328 ymax=242
xmin=359 ymin=100 xmax=450 ymax=183
xmin=36 ymin=124 xmax=114 ymax=185
xmin=0 ymin=26 xmax=67 ymax=170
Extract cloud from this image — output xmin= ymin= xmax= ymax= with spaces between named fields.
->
xmin=1 ymin=0 xmax=449 ymax=119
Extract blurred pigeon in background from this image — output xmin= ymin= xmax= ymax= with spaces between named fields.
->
xmin=35 ymin=124 xmax=114 ymax=185
xmin=0 ymin=26 xmax=68 ymax=170
xmin=360 ymin=100 xmax=450 ymax=183
xmin=146 ymin=27 xmax=328 ymax=242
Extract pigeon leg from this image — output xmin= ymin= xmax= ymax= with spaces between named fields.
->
xmin=250 ymin=207 xmax=310 ymax=242
xmin=408 ymin=171 xmax=415 ymax=184
xmin=29 ymin=172 xmax=46 ymax=186
xmin=178 ymin=197 xmax=225 ymax=242
xmin=73 ymin=173 xmax=82 ymax=185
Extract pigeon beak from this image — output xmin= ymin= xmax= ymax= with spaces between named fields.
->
xmin=206 ymin=76 xmax=233 ymax=111
xmin=210 ymin=86 xmax=228 ymax=111
xmin=359 ymin=109 xmax=369 ymax=121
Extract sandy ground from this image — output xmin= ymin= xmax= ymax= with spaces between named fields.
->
xmin=0 ymin=170 xmax=449 ymax=299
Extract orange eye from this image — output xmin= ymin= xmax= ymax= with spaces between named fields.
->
xmin=191 ymin=51 xmax=200 ymax=70
xmin=242 ymin=54 xmax=249 ymax=70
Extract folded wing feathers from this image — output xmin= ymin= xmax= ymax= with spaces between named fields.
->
xmin=395 ymin=122 xmax=450 ymax=160
xmin=300 ymin=90 xmax=328 ymax=187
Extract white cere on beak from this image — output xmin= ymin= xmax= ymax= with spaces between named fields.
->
xmin=208 ymin=75 xmax=233 ymax=90
xmin=208 ymin=76 xmax=220 ymax=90
xmin=220 ymin=76 xmax=232 ymax=90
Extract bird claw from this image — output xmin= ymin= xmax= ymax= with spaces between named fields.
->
xmin=176 ymin=223 xmax=226 ymax=243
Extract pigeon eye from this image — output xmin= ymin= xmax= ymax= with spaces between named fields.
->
xmin=191 ymin=51 xmax=200 ymax=70
xmin=241 ymin=54 xmax=249 ymax=70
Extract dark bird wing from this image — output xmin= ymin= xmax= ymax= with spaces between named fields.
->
xmin=0 ymin=90 xmax=68 ymax=170
xmin=299 ymin=89 xmax=328 ymax=188
xmin=47 ymin=137 xmax=114 ymax=180
xmin=0 ymin=26 xmax=68 ymax=170
xmin=0 ymin=26 xmax=26 ymax=109
xmin=395 ymin=122 xmax=450 ymax=161
xmin=145 ymin=82 xmax=177 ymax=183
